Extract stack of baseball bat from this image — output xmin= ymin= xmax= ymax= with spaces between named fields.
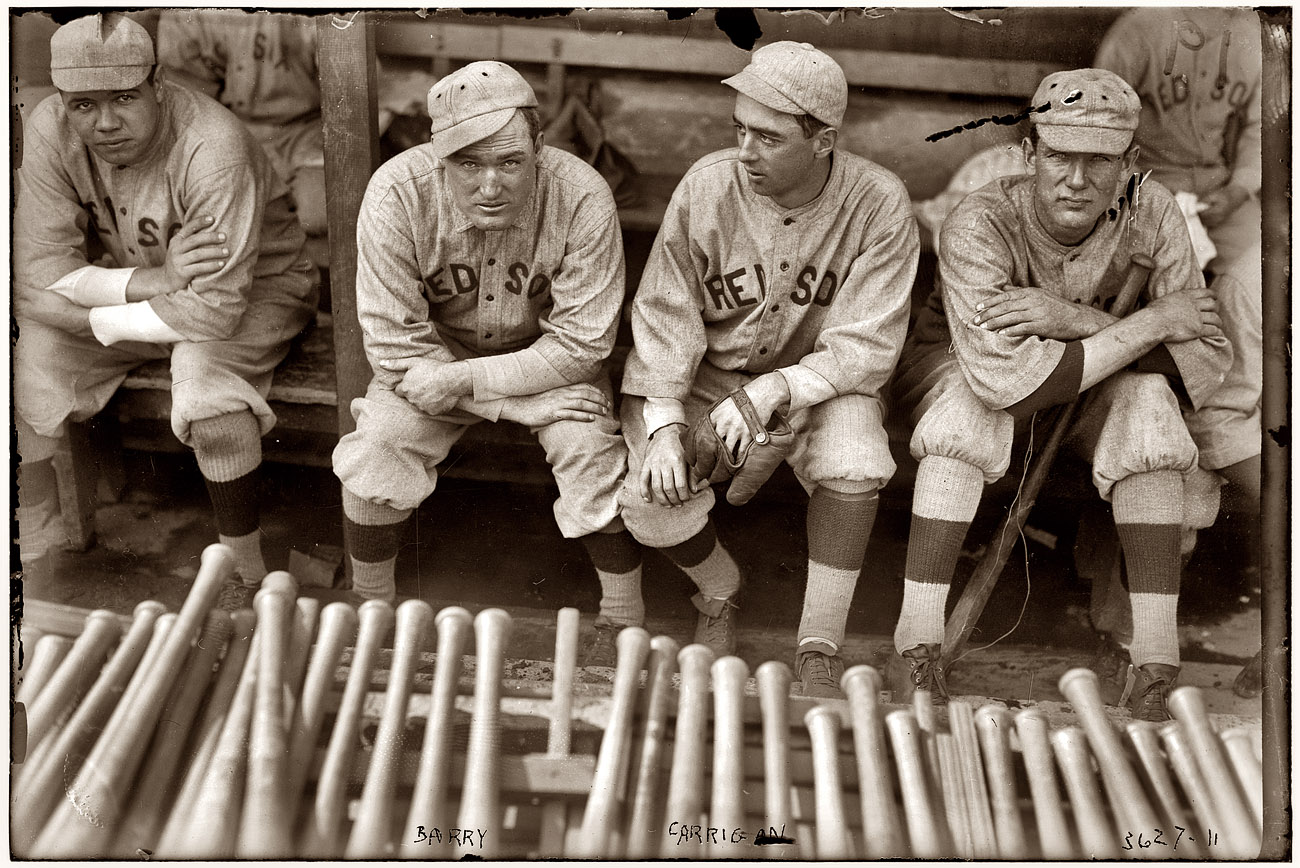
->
xmin=11 ymin=543 xmax=1263 ymax=859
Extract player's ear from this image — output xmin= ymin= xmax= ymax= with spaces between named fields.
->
xmin=1021 ymin=137 xmax=1036 ymax=170
xmin=813 ymin=126 xmax=837 ymax=159
xmin=533 ymin=129 xmax=545 ymax=155
xmin=1120 ymin=144 xmax=1139 ymax=175
xmin=151 ymin=65 xmax=166 ymax=100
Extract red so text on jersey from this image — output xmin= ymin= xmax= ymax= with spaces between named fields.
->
xmin=421 ymin=260 xmax=553 ymax=304
xmin=703 ymin=263 xmax=841 ymax=312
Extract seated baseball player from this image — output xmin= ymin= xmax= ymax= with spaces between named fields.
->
xmin=13 ymin=13 xmax=320 ymax=607
xmin=332 ymin=62 xmax=637 ymax=612
xmin=891 ymin=68 xmax=1229 ymax=720
xmin=617 ymin=42 xmax=919 ymax=697
xmin=157 ymin=10 xmax=326 ymax=238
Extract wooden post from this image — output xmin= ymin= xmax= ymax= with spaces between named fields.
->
xmin=317 ymin=11 xmax=381 ymax=441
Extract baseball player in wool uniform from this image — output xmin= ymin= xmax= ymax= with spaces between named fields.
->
xmin=891 ymin=69 xmax=1230 ymax=720
xmin=157 ymin=9 xmax=325 ymax=237
xmin=332 ymin=62 xmax=634 ymax=608
xmin=13 ymin=14 xmax=319 ymax=606
xmin=616 ymin=42 xmax=918 ymax=696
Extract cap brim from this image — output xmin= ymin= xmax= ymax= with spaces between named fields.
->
xmin=51 ymin=65 xmax=151 ymax=94
xmin=430 ymin=106 xmax=518 ymax=160
xmin=1036 ymin=123 xmax=1133 ymax=156
xmin=722 ymin=69 xmax=804 ymax=117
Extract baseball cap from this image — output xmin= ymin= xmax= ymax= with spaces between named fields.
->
xmin=427 ymin=61 xmax=539 ymax=159
xmin=1030 ymin=68 xmax=1141 ymax=156
xmin=722 ymin=41 xmax=847 ymax=128
xmin=50 ymin=13 xmax=154 ymax=93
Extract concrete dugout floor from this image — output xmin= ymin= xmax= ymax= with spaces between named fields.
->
xmin=13 ymin=449 xmax=1263 ymax=722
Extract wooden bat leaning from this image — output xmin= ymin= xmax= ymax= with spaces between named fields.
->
xmin=973 ymin=705 xmax=1029 ymax=859
xmin=576 ymin=626 xmax=652 ymax=858
xmin=113 ymin=609 xmax=233 ymax=858
xmin=283 ymin=596 xmax=321 ymax=723
xmin=400 ymin=606 xmax=474 ymax=857
xmin=298 ymin=599 xmax=394 ymax=858
xmin=708 ymin=655 xmax=750 ymax=859
xmin=1012 ymin=708 xmax=1073 ymax=860
xmin=15 ymin=633 xmax=75 ymax=706
xmin=22 ymin=608 xmax=122 ymax=758
xmin=347 ymin=599 xmax=435 ymax=858
xmin=805 ymin=705 xmax=852 ymax=860
xmin=664 ymin=644 xmax=716 ymax=860
xmin=841 ymin=666 xmax=902 ymax=858
xmin=535 ymin=607 xmax=581 ymax=858
xmin=1168 ymin=686 xmax=1261 ymax=858
xmin=884 ymin=709 xmax=944 ymax=858
xmin=286 ymin=602 xmax=359 ymax=809
xmin=454 ymin=608 xmax=514 ymax=860
xmin=238 ymin=572 xmax=299 ymax=859
xmin=942 ymin=253 xmax=1158 ymax=668
xmin=756 ymin=661 xmax=798 ymax=859
xmin=948 ymin=701 xmax=996 ymax=859
xmin=1050 ymin=726 xmax=1119 ymax=859
xmin=1158 ymin=721 xmax=1220 ymax=849
xmin=1124 ymin=721 xmax=1205 ymax=860
xmin=625 ymin=634 xmax=681 ymax=859
xmin=1220 ymin=727 xmax=1264 ymax=830
xmin=32 ymin=543 xmax=235 ymax=858
xmin=935 ymin=730 xmax=974 ymax=858
xmin=13 ymin=602 xmax=166 ymax=856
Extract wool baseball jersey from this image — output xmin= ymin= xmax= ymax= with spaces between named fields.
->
xmin=354 ymin=143 xmax=625 ymax=415
xmin=1095 ymin=8 xmax=1261 ymax=197
xmin=157 ymin=10 xmax=319 ymax=129
xmin=15 ymin=81 xmax=313 ymax=342
xmin=622 ymin=148 xmax=918 ymax=418
xmin=912 ymin=174 xmax=1230 ymax=412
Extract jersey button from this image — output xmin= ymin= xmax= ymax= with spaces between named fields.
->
xmin=770 ymin=304 xmax=780 ymax=312
xmin=488 ymin=258 xmax=496 ymax=265
xmin=484 ymin=332 xmax=493 ymax=339
xmin=783 ymin=218 xmax=794 ymax=226
xmin=780 ymin=261 xmax=789 ymax=271
xmin=120 ymin=207 xmax=127 ymax=215
xmin=485 ymin=294 xmax=494 ymax=301
xmin=758 ymin=347 xmax=768 ymax=355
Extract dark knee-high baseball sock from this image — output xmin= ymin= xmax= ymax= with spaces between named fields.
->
xmin=579 ymin=527 xmax=645 ymax=627
xmin=797 ymin=486 xmax=878 ymax=651
xmin=896 ymin=455 xmax=984 ymax=654
xmin=661 ymin=520 xmax=741 ymax=602
xmin=192 ymin=412 xmax=264 ymax=585
xmin=1113 ymin=470 xmax=1183 ymax=667
xmin=342 ymin=488 xmax=411 ymax=602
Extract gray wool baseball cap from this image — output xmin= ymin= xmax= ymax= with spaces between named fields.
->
xmin=723 ymin=41 xmax=847 ymax=128
xmin=1031 ymin=68 xmax=1141 ymax=155
xmin=50 ymin=13 xmax=154 ymax=93
xmin=427 ymin=61 xmax=539 ymax=159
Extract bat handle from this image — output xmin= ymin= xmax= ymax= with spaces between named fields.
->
xmin=842 ymin=665 xmax=904 ymax=857
xmin=804 ymin=705 xmax=851 ymax=860
xmin=454 ymin=608 xmax=513 ymax=859
xmin=664 ymin=644 xmax=716 ymax=860
xmin=755 ymin=661 xmax=797 ymax=859
xmin=708 ymin=656 xmax=749 ymax=859
xmin=625 ymin=634 xmax=681 ymax=859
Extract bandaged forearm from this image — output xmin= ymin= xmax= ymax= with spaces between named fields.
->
xmin=465 ymin=348 xmax=569 ymax=400
xmin=89 ymin=301 xmax=187 ymax=346
xmin=643 ymin=396 xmax=687 ymax=438
xmin=49 ymin=265 xmax=136 ymax=307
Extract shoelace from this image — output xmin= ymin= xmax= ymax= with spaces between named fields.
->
xmin=800 ymin=653 xmax=839 ymax=689
xmin=909 ymin=655 xmax=950 ymax=699
xmin=1135 ymin=677 xmax=1171 ymax=720
xmin=700 ymin=601 xmax=737 ymax=643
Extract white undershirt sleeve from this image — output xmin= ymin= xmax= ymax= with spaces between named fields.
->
xmin=643 ymin=396 xmax=688 ymax=439
xmin=89 ymin=301 xmax=187 ymax=346
xmin=49 ymin=265 xmax=135 ymax=308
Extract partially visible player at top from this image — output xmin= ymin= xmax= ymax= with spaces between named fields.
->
xmin=615 ymin=42 xmax=919 ymax=697
xmin=332 ymin=61 xmax=636 ymax=610
xmin=891 ymin=68 xmax=1230 ymax=720
xmin=13 ymin=13 xmax=319 ymax=607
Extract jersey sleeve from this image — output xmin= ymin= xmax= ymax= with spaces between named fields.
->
xmin=779 ymin=209 xmax=918 ymax=414
xmin=156 ymin=12 xmax=224 ymax=100
xmin=620 ymin=183 xmax=708 ymax=400
xmin=464 ymin=204 xmax=624 ymax=398
xmin=1229 ymin=51 xmax=1262 ymax=195
xmin=1093 ymin=14 xmax=1149 ymax=89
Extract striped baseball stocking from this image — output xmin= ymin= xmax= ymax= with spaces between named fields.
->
xmin=1112 ymin=470 xmax=1183 ymax=667
xmin=797 ymin=486 xmax=878 ymax=651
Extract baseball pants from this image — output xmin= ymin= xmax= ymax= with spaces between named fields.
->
xmin=249 ymin=118 xmax=326 ymax=236
xmin=620 ymin=361 xmax=896 ymax=549
xmin=333 ymin=375 xmax=626 ymax=539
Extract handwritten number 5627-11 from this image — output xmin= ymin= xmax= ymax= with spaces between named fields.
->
xmin=1123 ymin=827 xmax=1215 ymax=851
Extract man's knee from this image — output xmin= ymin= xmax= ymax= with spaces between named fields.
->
xmin=909 ymin=400 xmax=1013 ymax=484
xmin=619 ymin=487 xmax=712 ymax=550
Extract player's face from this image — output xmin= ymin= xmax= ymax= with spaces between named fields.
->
xmin=1025 ymin=139 xmax=1135 ymax=246
xmin=444 ymin=112 xmax=542 ymax=231
xmin=60 ymin=80 xmax=163 ymax=166
xmin=732 ymin=94 xmax=830 ymax=209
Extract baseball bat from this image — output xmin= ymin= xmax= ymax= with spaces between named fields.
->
xmin=576 ymin=625 xmax=652 ymax=858
xmin=1124 ymin=721 xmax=1204 ymax=860
xmin=1220 ymin=727 xmax=1264 ymax=830
xmin=112 ymin=609 xmax=232 ymax=858
xmin=949 ymin=701 xmax=997 ymax=858
xmin=1050 ymin=726 xmax=1119 ymax=859
xmin=756 ymin=660 xmax=798 ymax=859
xmin=400 ymin=606 xmax=473 ymax=857
xmin=942 ymin=253 xmax=1158 ymax=667
xmin=884 ymin=708 xmax=945 ymax=858
xmin=707 ymin=655 xmax=750 ymax=859
xmin=936 ymin=730 xmax=974 ymax=857
xmin=298 ymin=598 xmax=394 ymax=858
xmin=912 ymin=686 xmax=954 ymax=853
xmin=625 ymin=633 xmax=681 ymax=859
xmin=536 ymin=607 xmax=581 ymax=857
xmin=283 ymin=595 xmax=321 ymax=723
xmin=664 ymin=644 xmax=716 ymax=860
xmin=15 ymin=633 xmax=74 ymax=706
xmin=237 ymin=571 xmax=298 ymax=859
xmin=22 ymin=609 xmax=122 ymax=757
xmin=1168 ymin=686 xmax=1261 ymax=858
xmin=347 ymin=598 xmax=435 ymax=858
xmin=1013 ymin=708 xmax=1074 ymax=860
xmin=155 ymin=609 xmax=256 ymax=854
xmin=1159 ymin=720 xmax=1219 ymax=841
xmin=454 ymin=607 xmax=514 ymax=859
xmin=286 ymin=602 xmax=359 ymax=809
xmin=13 ymin=602 xmax=166 ymax=855
xmin=973 ymin=705 xmax=1029 ymax=859
xmin=33 ymin=543 xmax=236 ymax=857
xmin=841 ymin=665 xmax=903 ymax=857
xmin=804 ymin=704 xmax=852 ymax=859
xmin=1059 ymin=668 xmax=1164 ymax=851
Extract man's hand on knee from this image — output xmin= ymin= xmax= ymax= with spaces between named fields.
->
xmin=708 ymin=373 xmax=790 ymax=456
xmin=499 ymin=383 xmax=609 ymax=427
xmin=639 ymin=423 xmax=708 ymax=507
xmin=383 ymin=357 xmax=470 ymax=417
